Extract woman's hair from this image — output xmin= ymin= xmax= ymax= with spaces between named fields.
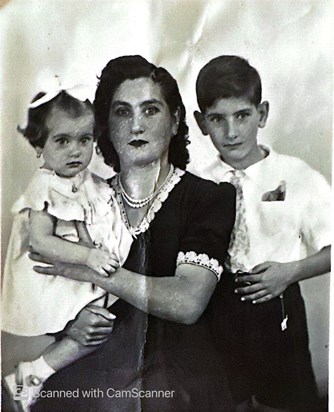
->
xmin=18 ymin=91 xmax=93 ymax=148
xmin=196 ymin=55 xmax=262 ymax=113
xmin=95 ymin=55 xmax=190 ymax=172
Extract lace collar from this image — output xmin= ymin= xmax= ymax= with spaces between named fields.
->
xmin=111 ymin=167 xmax=185 ymax=237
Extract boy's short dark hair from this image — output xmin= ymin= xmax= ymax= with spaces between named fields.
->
xmin=18 ymin=91 xmax=93 ymax=148
xmin=196 ymin=55 xmax=262 ymax=113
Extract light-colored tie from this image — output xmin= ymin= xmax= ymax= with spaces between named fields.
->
xmin=226 ymin=170 xmax=250 ymax=272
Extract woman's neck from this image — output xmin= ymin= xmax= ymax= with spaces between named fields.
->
xmin=119 ymin=158 xmax=172 ymax=200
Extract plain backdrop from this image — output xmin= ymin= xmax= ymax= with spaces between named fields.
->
xmin=0 ymin=0 xmax=332 ymax=402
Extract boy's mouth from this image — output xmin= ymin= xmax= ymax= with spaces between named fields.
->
xmin=128 ymin=139 xmax=149 ymax=148
xmin=224 ymin=143 xmax=242 ymax=148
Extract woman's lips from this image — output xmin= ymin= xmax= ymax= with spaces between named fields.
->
xmin=128 ymin=139 xmax=149 ymax=148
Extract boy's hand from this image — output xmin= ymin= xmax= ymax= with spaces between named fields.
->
xmin=86 ymin=248 xmax=120 ymax=276
xmin=66 ymin=304 xmax=115 ymax=346
xmin=234 ymin=261 xmax=294 ymax=304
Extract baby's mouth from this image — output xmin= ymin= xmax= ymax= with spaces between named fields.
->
xmin=128 ymin=139 xmax=149 ymax=148
xmin=67 ymin=161 xmax=82 ymax=167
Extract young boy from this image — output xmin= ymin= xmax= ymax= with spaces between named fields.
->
xmin=194 ymin=55 xmax=331 ymax=411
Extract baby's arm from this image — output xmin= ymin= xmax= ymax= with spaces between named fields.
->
xmin=29 ymin=209 xmax=119 ymax=276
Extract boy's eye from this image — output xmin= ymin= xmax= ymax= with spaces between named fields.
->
xmin=236 ymin=112 xmax=250 ymax=121
xmin=209 ymin=115 xmax=224 ymax=124
xmin=144 ymin=106 xmax=159 ymax=116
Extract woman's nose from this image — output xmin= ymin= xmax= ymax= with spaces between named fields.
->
xmin=131 ymin=114 xmax=144 ymax=135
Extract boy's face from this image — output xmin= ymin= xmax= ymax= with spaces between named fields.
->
xmin=195 ymin=97 xmax=269 ymax=169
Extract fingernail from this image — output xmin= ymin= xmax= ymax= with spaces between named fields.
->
xmin=252 ymin=300 xmax=256 ymax=304
xmin=234 ymin=289 xmax=238 ymax=294
xmin=240 ymin=297 xmax=245 ymax=302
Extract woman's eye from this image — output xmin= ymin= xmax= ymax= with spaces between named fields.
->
xmin=144 ymin=106 xmax=159 ymax=116
xmin=56 ymin=138 xmax=68 ymax=146
xmin=115 ymin=107 xmax=130 ymax=117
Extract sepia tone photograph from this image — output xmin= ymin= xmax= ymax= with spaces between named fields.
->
xmin=0 ymin=1 xmax=331 ymax=411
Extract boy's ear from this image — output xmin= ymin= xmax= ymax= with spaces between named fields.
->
xmin=194 ymin=111 xmax=208 ymax=135
xmin=258 ymin=101 xmax=269 ymax=128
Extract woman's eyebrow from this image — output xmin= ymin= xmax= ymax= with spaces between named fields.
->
xmin=111 ymin=100 xmax=131 ymax=107
xmin=140 ymin=99 xmax=163 ymax=107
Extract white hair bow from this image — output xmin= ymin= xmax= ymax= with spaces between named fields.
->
xmin=28 ymin=83 xmax=96 ymax=109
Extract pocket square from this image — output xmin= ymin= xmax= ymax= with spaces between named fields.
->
xmin=262 ymin=180 xmax=286 ymax=201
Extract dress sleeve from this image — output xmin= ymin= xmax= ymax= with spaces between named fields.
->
xmin=177 ymin=180 xmax=236 ymax=280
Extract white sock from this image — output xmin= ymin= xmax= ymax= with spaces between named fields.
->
xmin=28 ymin=356 xmax=56 ymax=382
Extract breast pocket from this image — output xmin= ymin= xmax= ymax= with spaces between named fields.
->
xmin=258 ymin=201 xmax=298 ymax=237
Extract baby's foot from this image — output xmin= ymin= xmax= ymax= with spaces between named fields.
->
xmin=3 ymin=362 xmax=44 ymax=412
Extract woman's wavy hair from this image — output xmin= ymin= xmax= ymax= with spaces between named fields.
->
xmin=18 ymin=91 xmax=93 ymax=148
xmin=95 ymin=55 xmax=190 ymax=172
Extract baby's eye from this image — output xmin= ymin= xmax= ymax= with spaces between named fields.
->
xmin=144 ymin=106 xmax=159 ymax=116
xmin=80 ymin=135 xmax=93 ymax=145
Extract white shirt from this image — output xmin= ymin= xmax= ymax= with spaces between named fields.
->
xmin=197 ymin=146 xmax=331 ymax=271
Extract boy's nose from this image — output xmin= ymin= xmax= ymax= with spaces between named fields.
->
xmin=226 ymin=120 xmax=238 ymax=140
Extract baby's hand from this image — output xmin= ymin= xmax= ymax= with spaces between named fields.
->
xmin=86 ymin=248 xmax=119 ymax=276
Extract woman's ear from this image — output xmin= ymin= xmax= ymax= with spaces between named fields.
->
xmin=194 ymin=111 xmax=208 ymax=135
xmin=171 ymin=108 xmax=181 ymax=136
xmin=258 ymin=101 xmax=269 ymax=128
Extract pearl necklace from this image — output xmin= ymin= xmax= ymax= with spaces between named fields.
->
xmin=119 ymin=166 xmax=174 ymax=209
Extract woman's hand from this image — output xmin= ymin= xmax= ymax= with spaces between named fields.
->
xmin=65 ymin=304 xmax=116 ymax=346
xmin=234 ymin=261 xmax=293 ymax=304
xmin=29 ymin=251 xmax=101 ymax=284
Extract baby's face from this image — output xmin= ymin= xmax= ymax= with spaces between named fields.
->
xmin=41 ymin=106 xmax=94 ymax=178
xmin=197 ymin=96 xmax=268 ymax=169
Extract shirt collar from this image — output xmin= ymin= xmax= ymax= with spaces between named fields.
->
xmin=213 ymin=145 xmax=275 ymax=179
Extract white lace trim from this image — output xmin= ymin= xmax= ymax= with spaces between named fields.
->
xmin=112 ymin=167 xmax=185 ymax=237
xmin=176 ymin=251 xmax=223 ymax=281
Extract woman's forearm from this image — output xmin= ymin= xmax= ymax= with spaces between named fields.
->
xmin=96 ymin=266 xmax=217 ymax=324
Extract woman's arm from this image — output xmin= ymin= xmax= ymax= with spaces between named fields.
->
xmin=29 ymin=209 xmax=118 ymax=274
xmin=31 ymin=255 xmax=217 ymax=325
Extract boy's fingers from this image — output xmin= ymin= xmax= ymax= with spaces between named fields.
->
xmin=234 ymin=274 xmax=261 ymax=284
xmin=239 ymin=289 xmax=269 ymax=302
xmin=235 ymin=283 xmax=263 ymax=295
xmin=250 ymin=262 xmax=271 ymax=274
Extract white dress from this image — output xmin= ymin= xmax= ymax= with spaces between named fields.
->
xmin=1 ymin=168 xmax=133 ymax=336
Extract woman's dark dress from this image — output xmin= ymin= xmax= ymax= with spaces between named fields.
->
xmin=33 ymin=171 xmax=236 ymax=412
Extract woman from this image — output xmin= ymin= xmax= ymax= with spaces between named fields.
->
xmin=31 ymin=55 xmax=236 ymax=412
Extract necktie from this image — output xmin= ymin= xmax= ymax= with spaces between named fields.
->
xmin=226 ymin=170 xmax=250 ymax=272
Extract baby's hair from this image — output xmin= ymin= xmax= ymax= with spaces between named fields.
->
xmin=18 ymin=91 xmax=93 ymax=148
xmin=196 ymin=55 xmax=262 ymax=113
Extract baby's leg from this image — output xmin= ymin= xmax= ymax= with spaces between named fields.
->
xmin=3 ymin=336 xmax=101 ymax=412
xmin=42 ymin=335 xmax=101 ymax=371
